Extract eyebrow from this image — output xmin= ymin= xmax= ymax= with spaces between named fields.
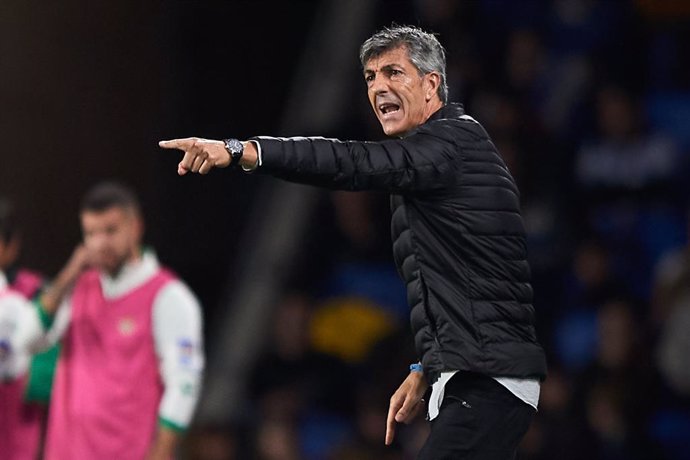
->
xmin=363 ymin=64 xmax=402 ymax=76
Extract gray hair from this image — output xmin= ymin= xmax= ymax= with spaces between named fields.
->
xmin=359 ymin=25 xmax=448 ymax=103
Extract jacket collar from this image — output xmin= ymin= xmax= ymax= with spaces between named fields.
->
xmin=403 ymin=102 xmax=465 ymax=138
xmin=428 ymin=102 xmax=465 ymax=122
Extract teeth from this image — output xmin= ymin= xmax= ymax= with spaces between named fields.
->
xmin=379 ymin=104 xmax=399 ymax=114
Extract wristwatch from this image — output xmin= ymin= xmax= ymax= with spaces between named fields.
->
xmin=223 ymin=138 xmax=244 ymax=168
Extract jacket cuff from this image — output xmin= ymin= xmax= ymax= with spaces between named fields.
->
xmin=33 ymin=299 xmax=55 ymax=330
xmin=158 ymin=416 xmax=186 ymax=433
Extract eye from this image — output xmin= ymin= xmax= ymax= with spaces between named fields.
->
xmin=364 ymin=74 xmax=374 ymax=83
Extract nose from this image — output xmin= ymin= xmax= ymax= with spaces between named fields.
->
xmin=369 ymin=74 xmax=388 ymax=95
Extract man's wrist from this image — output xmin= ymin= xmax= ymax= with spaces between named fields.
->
xmin=409 ymin=363 xmax=423 ymax=373
xmin=240 ymin=141 xmax=260 ymax=170
xmin=158 ymin=416 xmax=186 ymax=433
xmin=34 ymin=298 xmax=56 ymax=329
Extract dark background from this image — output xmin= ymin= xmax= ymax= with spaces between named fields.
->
xmin=0 ymin=0 xmax=318 ymax=309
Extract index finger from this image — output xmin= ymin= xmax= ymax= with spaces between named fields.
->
xmin=158 ymin=138 xmax=195 ymax=151
xmin=385 ymin=396 xmax=401 ymax=445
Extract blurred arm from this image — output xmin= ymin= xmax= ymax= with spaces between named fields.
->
xmin=149 ymin=280 xmax=204 ymax=457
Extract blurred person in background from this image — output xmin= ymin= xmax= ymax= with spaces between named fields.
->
xmin=652 ymin=260 xmax=690 ymax=457
xmin=575 ymin=84 xmax=679 ymax=201
xmin=0 ymin=202 xmax=42 ymax=460
xmin=16 ymin=182 xmax=204 ymax=460
xmin=0 ymin=199 xmax=44 ymax=299
xmin=0 ymin=199 xmax=57 ymax=460
xmin=577 ymin=299 xmax=661 ymax=459
xmin=518 ymin=366 xmax=592 ymax=460
xmin=161 ymin=25 xmax=546 ymax=459
xmin=574 ymin=84 xmax=683 ymax=299
xmin=249 ymin=292 xmax=355 ymax=459
xmin=0 ymin=254 xmax=37 ymax=460
xmin=653 ymin=208 xmax=690 ymax=327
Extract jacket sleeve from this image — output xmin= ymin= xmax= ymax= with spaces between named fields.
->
xmin=252 ymin=124 xmax=462 ymax=192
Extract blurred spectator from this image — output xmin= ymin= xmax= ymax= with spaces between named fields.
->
xmin=251 ymin=293 xmax=354 ymax=417
xmin=655 ymin=210 xmax=690 ymax=396
xmin=552 ymin=240 xmax=626 ymax=371
xmin=652 ymin=210 xmax=690 ymax=325
xmin=18 ymin=182 xmax=205 ymax=459
xmin=518 ymin=368 xmax=591 ymax=460
xmin=575 ymin=84 xmax=684 ymax=298
xmin=255 ymin=419 xmax=301 ymax=460
xmin=577 ymin=300 xmax=660 ymax=458
xmin=576 ymin=85 xmax=679 ymax=197
xmin=0 ymin=231 xmax=41 ymax=460
xmin=0 ymin=199 xmax=44 ymax=299
xmin=0 ymin=198 xmax=54 ymax=460
xmin=250 ymin=292 xmax=355 ymax=460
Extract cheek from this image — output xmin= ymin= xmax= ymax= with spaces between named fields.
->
xmin=368 ymin=92 xmax=377 ymax=110
xmin=113 ymin=232 xmax=131 ymax=252
xmin=82 ymin=236 xmax=99 ymax=252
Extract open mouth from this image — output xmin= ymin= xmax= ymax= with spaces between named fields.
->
xmin=378 ymin=102 xmax=400 ymax=116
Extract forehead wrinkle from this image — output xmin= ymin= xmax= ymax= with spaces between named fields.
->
xmin=364 ymin=47 xmax=409 ymax=71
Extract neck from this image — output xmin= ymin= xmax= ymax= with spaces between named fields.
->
xmin=105 ymin=246 xmax=142 ymax=278
xmin=424 ymin=98 xmax=444 ymax=120
xmin=400 ymin=99 xmax=445 ymax=137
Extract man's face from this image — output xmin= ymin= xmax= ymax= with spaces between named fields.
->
xmin=364 ymin=46 xmax=438 ymax=137
xmin=80 ymin=207 xmax=142 ymax=275
xmin=0 ymin=236 xmax=20 ymax=271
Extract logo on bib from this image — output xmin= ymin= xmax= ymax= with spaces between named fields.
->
xmin=118 ymin=317 xmax=136 ymax=336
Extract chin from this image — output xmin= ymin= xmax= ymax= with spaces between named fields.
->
xmin=380 ymin=123 xmax=403 ymax=137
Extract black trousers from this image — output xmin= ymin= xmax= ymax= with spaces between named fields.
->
xmin=418 ymin=372 xmax=535 ymax=460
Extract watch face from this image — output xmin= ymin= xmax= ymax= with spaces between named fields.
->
xmin=225 ymin=139 xmax=243 ymax=155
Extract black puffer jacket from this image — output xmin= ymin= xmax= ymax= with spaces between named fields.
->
xmin=254 ymin=103 xmax=547 ymax=383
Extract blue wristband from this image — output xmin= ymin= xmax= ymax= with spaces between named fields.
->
xmin=409 ymin=363 xmax=423 ymax=373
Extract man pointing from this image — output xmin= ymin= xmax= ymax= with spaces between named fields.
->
xmin=161 ymin=25 xmax=546 ymax=459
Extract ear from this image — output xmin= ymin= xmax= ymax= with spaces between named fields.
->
xmin=134 ymin=215 xmax=145 ymax=241
xmin=127 ymin=210 xmax=145 ymax=243
xmin=424 ymin=72 xmax=441 ymax=102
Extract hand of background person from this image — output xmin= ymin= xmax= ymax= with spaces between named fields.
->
xmin=40 ymin=244 xmax=90 ymax=314
xmin=62 ymin=244 xmax=90 ymax=280
xmin=385 ymin=370 xmax=428 ymax=445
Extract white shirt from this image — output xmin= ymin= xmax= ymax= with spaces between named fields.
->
xmin=0 ymin=271 xmax=36 ymax=381
xmin=428 ymin=371 xmax=540 ymax=420
xmin=18 ymin=251 xmax=205 ymax=429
